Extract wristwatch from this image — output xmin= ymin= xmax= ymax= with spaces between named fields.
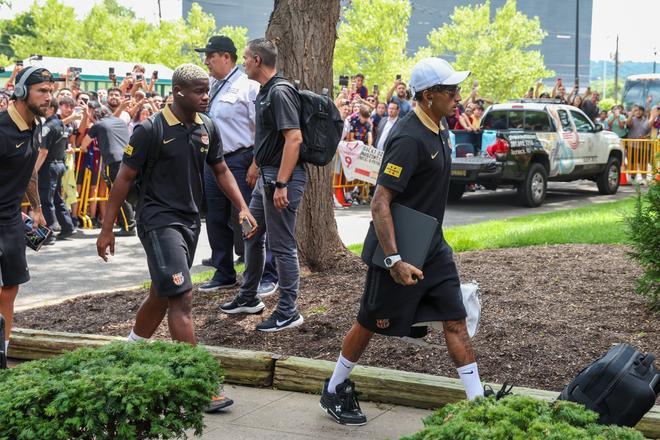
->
xmin=384 ymin=254 xmax=402 ymax=269
xmin=275 ymin=181 xmax=288 ymax=189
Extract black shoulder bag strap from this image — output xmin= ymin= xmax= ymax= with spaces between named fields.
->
xmin=137 ymin=113 xmax=164 ymax=210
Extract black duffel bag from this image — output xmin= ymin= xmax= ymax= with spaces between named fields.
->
xmin=559 ymin=343 xmax=660 ymax=427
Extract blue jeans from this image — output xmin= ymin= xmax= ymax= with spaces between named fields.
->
xmin=204 ymin=149 xmax=277 ymax=284
xmin=38 ymin=161 xmax=75 ymax=234
xmin=239 ymin=165 xmax=306 ymax=317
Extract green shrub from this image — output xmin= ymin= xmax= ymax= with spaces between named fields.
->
xmin=401 ymin=395 xmax=645 ymax=440
xmin=625 ymin=180 xmax=660 ymax=312
xmin=0 ymin=341 xmax=223 ymax=440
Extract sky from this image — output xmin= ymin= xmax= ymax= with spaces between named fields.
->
xmin=0 ymin=0 xmax=658 ymax=62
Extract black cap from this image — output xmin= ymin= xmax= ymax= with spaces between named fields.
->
xmin=15 ymin=67 xmax=54 ymax=86
xmin=194 ymin=36 xmax=237 ymax=55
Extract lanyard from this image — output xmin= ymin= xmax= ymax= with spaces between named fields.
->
xmin=208 ymin=67 xmax=240 ymax=112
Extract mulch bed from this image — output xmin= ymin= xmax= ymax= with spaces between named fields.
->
xmin=15 ymin=244 xmax=659 ymax=396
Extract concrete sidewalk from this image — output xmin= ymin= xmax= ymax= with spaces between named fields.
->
xmin=198 ymin=385 xmax=430 ymax=439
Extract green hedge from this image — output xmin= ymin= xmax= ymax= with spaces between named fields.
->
xmin=626 ymin=180 xmax=660 ymax=312
xmin=402 ymin=395 xmax=644 ymax=440
xmin=0 ymin=341 xmax=223 ymax=440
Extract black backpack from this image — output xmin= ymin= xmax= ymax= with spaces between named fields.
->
xmin=126 ymin=112 xmax=216 ymax=208
xmin=268 ymin=80 xmax=343 ymax=166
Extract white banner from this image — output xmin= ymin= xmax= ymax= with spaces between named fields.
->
xmin=337 ymin=141 xmax=384 ymax=184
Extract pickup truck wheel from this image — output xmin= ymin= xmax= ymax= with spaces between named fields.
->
xmin=518 ymin=163 xmax=547 ymax=207
xmin=596 ymin=156 xmax=620 ymax=195
xmin=448 ymin=183 xmax=466 ymax=202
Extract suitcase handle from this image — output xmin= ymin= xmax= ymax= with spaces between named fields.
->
xmin=641 ymin=354 xmax=655 ymax=368
xmin=651 ymin=374 xmax=660 ymax=394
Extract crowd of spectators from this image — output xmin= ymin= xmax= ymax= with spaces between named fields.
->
xmin=0 ymin=63 xmax=170 ymax=244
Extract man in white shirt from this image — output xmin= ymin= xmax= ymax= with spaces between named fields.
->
xmin=195 ymin=36 xmax=278 ymax=295
xmin=375 ymin=101 xmax=400 ymax=150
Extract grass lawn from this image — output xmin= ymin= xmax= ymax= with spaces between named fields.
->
xmin=349 ymin=196 xmax=636 ymax=254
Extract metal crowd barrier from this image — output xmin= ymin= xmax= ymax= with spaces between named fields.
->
xmin=22 ymin=149 xmax=110 ymax=229
xmin=621 ymin=139 xmax=660 ymax=183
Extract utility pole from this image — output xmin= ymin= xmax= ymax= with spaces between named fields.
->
xmin=157 ymin=0 xmax=162 ymax=24
xmin=614 ymin=34 xmax=619 ymax=102
xmin=654 ymin=47 xmax=657 ymax=74
xmin=574 ymin=0 xmax=580 ymax=88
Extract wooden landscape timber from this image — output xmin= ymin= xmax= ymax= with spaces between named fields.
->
xmin=8 ymin=328 xmax=660 ymax=439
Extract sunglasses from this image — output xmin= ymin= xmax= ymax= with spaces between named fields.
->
xmin=440 ymin=86 xmax=461 ymax=97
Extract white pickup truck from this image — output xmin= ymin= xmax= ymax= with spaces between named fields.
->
xmin=449 ymin=101 xmax=625 ymax=207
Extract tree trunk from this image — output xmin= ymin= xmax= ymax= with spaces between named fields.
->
xmin=266 ymin=0 xmax=352 ymax=271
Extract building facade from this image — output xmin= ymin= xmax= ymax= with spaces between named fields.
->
xmin=184 ymin=0 xmax=592 ymax=86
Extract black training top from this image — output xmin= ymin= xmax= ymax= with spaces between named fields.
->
xmin=0 ymin=104 xmax=41 ymax=225
xmin=88 ymin=116 xmax=129 ymax=165
xmin=40 ymin=115 xmax=68 ymax=162
xmin=254 ymin=74 xmax=301 ymax=168
xmin=122 ymin=105 xmax=225 ymax=231
xmin=364 ymin=107 xmax=453 ymax=260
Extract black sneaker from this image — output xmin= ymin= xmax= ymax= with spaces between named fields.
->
xmin=483 ymin=382 xmax=513 ymax=400
xmin=256 ymin=310 xmax=303 ymax=332
xmin=199 ymin=279 xmax=239 ymax=293
xmin=219 ymin=295 xmax=265 ymax=315
xmin=115 ymin=228 xmax=136 ymax=237
xmin=319 ymin=378 xmax=367 ymax=426
xmin=56 ymin=228 xmax=78 ymax=240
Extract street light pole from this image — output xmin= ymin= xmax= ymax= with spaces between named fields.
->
xmin=614 ymin=34 xmax=619 ymax=102
xmin=574 ymin=0 xmax=580 ymax=88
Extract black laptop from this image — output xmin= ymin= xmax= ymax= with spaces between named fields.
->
xmin=371 ymin=203 xmax=439 ymax=270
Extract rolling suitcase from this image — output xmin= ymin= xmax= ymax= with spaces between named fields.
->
xmin=559 ymin=343 xmax=660 ymax=427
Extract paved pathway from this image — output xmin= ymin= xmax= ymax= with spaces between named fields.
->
xmin=196 ymin=385 xmax=429 ymax=439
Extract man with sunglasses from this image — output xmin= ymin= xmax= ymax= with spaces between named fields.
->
xmin=320 ymin=58 xmax=485 ymax=426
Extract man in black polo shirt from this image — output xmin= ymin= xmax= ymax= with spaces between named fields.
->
xmin=96 ymin=63 xmax=256 ymax=411
xmin=81 ymin=101 xmax=133 ymax=235
xmin=0 ymin=67 xmax=51 ymax=366
xmin=34 ymin=99 xmax=77 ymax=242
xmin=220 ymin=38 xmax=306 ymax=333
xmin=319 ymin=58 xmax=485 ymax=425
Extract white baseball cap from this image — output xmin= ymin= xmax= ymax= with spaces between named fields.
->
xmin=409 ymin=58 xmax=470 ymax=95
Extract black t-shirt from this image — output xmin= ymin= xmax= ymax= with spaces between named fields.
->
xmin=254 ymin=74 xmax=301 ymax=167
xmin=40 ymin=115 xmax=68 ymax=162
xmin=0 ymin=104 xmax=41 ymax=224
xmin=122 ymin=106 xmax=224 ymax=231
xmin=88 ymin=116 xmax=129 ymax=165
xmin=363 ymin=109 xmax=453 ymax=263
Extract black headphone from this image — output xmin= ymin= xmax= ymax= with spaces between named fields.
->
xmin=14 ymin=66 xmax=41 ymax=101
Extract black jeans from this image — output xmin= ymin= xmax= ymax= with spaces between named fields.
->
xmin=37 ymin=161 xmax=75 ymax=234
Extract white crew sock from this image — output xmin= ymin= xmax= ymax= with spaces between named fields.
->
xmin=457 ymin=362 xmax=484 ymax=400
xmin=4 ymin=340 xmax=8 ymax=354
xmin=127 ymin=329 xmax=147 ymax=343
xmin=327 ymin=353 xmax=356 ymax=394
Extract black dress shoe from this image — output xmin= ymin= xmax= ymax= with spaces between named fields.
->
xmin=115 ymin=228 xmax=137 ymax=237
xmin=202 ymin=258 xmax=214 ymax=267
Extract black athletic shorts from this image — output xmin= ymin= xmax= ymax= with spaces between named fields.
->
xmin=357 ymin=245 xmax=466 ymax=337
xmin=0 ymin=220 xmax=30 ymax=287
xmin=138 ymin=225 xmax=199 ymax=298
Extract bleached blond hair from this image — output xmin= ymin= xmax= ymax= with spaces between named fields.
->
xmin=172 ymin=63 xmax=208 ymax=87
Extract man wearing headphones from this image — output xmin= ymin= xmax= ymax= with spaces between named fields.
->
xmin=0 ymin=67 xmax=52 ymax=366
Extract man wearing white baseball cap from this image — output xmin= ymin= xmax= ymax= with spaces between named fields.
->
xmin=320 ymin=58 xmax=496 ymax=426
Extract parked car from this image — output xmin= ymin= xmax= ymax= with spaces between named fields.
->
xmin=449 ymin=100 xmax=624 ymax=207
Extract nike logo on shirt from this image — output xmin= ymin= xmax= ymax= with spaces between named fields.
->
xmin=163 ymin=138 xmax=175 ymax=144
xmin=431 ymin=151 xmax=439 ymax=159
xmin=16 ymin=141 xmax=25 ymax=149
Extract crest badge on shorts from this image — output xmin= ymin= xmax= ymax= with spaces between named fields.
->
xmin=376 ymin=318 xmax=390 ymax=329
xmin=172 ymin=272 xmax=185 ymax=286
